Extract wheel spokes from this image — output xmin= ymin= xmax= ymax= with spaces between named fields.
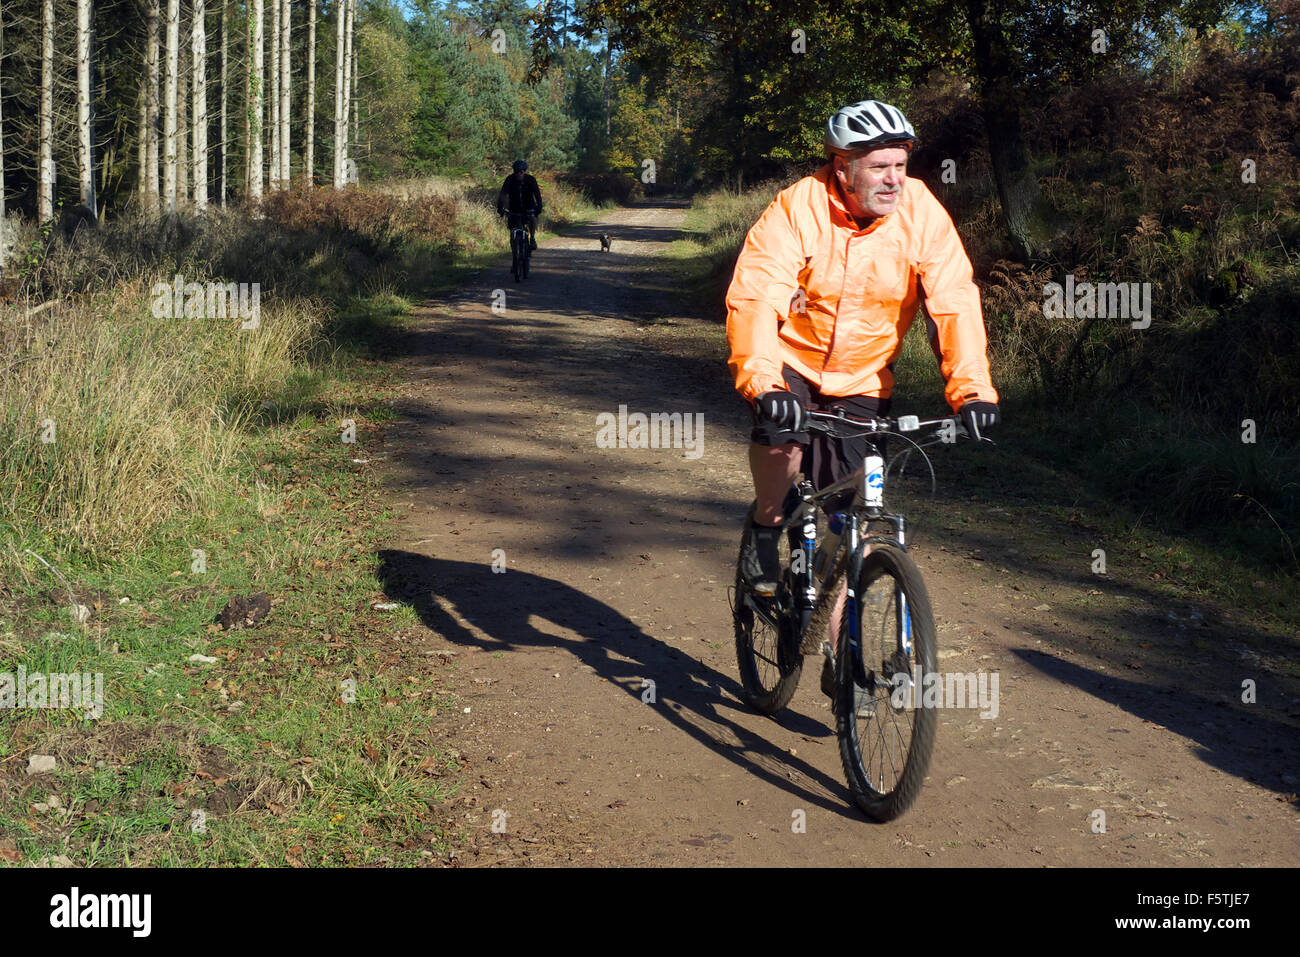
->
xmin=854 ymin=572 xmax=919 ymax=797
xmin=739 ymin=593 xmax=784 ymax=693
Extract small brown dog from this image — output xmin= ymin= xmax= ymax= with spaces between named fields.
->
xmin=599 ymin=233 xmax=612 ymax=252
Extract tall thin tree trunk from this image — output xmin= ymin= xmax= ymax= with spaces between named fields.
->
xmin=342 ymin=0 xmax=353 ymax=181
xmin=0 ymin=4 xmax=6 ymax=221
xmin=349 ymin=0 xmax=356 ymax=155
xmin=94 ymin=49 xmax=112 ymax=213
xmin=164 ymin=0 xmax=179 ymax=211
xmin=242 ymin=0 xmax=250 ymax=193
xmin=140 ymin=41 xmax=150 ymax=202
xmin=192 ymin=0 xmax=207 ymax=209
xmin=39 ymin=0 xmax=54 ymax=221
xmin=139 ymin=79 xmax=148 ymax=200
xmin=137 ymin=72 xmax=148 ymax=202
xmin=249 ymin=0 xmax=263 ymax=200
xmin=332 ymin=0 xmax=346 ymax=187
xmin=76 ymin=0 xmax=95 ymax=216
xmin=146 ymin=0 xmax=160 ymax=207
xmin=278 ymin=0 xmax=289 ymax=186
xmin=179 ymin=33 xmax=189 ymax=201
xmin=268 ymin=0 xmax=279 ymax=187
xmin=220 ymin=0 xmax=227 ymax=205
xmin=331 ymin=0 xmax=343 ymax=187
xmin=602 ymin=29 xmax=610 ymax=139
xmin=305 ymin=0 xmax=315 ymax=183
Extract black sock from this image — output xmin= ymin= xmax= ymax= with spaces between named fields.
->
xmin=750 ymin=522 xmax=783 ymax=580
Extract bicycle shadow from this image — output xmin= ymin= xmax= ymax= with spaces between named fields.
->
xmin=376 ymin=549 xmax=875 ymax=819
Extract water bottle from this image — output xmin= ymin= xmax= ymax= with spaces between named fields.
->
xmin=864 ymin=454 xmax=885 ymax=508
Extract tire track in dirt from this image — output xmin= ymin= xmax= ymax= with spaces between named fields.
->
xmin=375 ymin=201 xmax=1300 ymax=866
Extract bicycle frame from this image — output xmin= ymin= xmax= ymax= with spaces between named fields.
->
xmin=759 ymin=411 xmax=960 ymax=661
xmin=784 ymin=460 xmax=907 ymax=661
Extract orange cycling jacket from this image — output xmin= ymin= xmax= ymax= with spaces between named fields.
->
xmin=726 ymin=164 xmax=997 ymax=412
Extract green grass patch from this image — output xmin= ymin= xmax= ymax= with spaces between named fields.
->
xmin=0 ymin=284 xmax=470 ymax=867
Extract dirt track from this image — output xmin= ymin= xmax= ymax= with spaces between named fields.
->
xmin=375 ymin=201 xmax=1300 ymax=866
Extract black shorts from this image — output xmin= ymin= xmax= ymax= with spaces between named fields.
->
xmin=748 ymin=365 xmax=891 ymax=491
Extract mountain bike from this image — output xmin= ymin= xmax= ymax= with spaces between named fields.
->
xmin=504 ymin=208 xmax=536 ymax=282
xmin=731 ymin=409 xmax=981 ymax=821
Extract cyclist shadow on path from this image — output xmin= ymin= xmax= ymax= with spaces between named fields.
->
xmin=376 ymin=549 xmax=870 ymax=819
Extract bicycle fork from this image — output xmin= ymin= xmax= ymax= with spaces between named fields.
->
xmin=797 ymin=505 xmax=817 ymax=636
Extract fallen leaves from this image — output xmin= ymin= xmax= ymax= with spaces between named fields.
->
xmin=0 ymin=839 xmax=21 ymax=864
xmin=415 ymin=754 xmax=439 ymax=774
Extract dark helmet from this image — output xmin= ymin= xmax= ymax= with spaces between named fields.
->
xmin=512 ymin=160 xmax=528 ymax=172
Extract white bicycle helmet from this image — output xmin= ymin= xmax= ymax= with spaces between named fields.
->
xmin=824 ymin=100 xmax=916 ymax=155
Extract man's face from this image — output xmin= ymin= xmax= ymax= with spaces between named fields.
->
xmin=833 ymin=145 xmax=909 ymax=220
xmin=513 ymin=169 xmax=525 ymax=181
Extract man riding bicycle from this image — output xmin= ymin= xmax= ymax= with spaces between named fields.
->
xmin=728 ymin=99 xmax=1000 ymax=644
xmin=497 ymin=159 xmax=543 ymax=250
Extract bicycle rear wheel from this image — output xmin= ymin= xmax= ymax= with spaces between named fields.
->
xmin=732 ymin=510 xmax=802 ymax=715
xmin=836 ymin=542 xmax=937 ymax=821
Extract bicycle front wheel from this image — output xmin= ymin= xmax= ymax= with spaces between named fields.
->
xmin=836 ymin=543 xmax=937 ymax=821
xmin=732 ymin=511 xmax=802 ymax=715
xmin=511 ymin=234 xmax=522 ymax=281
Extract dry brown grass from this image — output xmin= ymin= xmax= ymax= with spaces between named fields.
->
xmin=0 ymin=286 xmax=324 ymax=556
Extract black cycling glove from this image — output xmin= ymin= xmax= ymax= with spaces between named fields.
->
xmin=960 ymin=400 xmax=1000 ymax=441
xmin=755 ymin=390 xmax=807 ymax=433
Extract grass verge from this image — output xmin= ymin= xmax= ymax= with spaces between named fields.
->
xmin=0 ymin=183 xmax=545 ymax=866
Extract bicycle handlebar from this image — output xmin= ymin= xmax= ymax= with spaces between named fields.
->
xmin=804 ymin=409 xmax=987 ymax=443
